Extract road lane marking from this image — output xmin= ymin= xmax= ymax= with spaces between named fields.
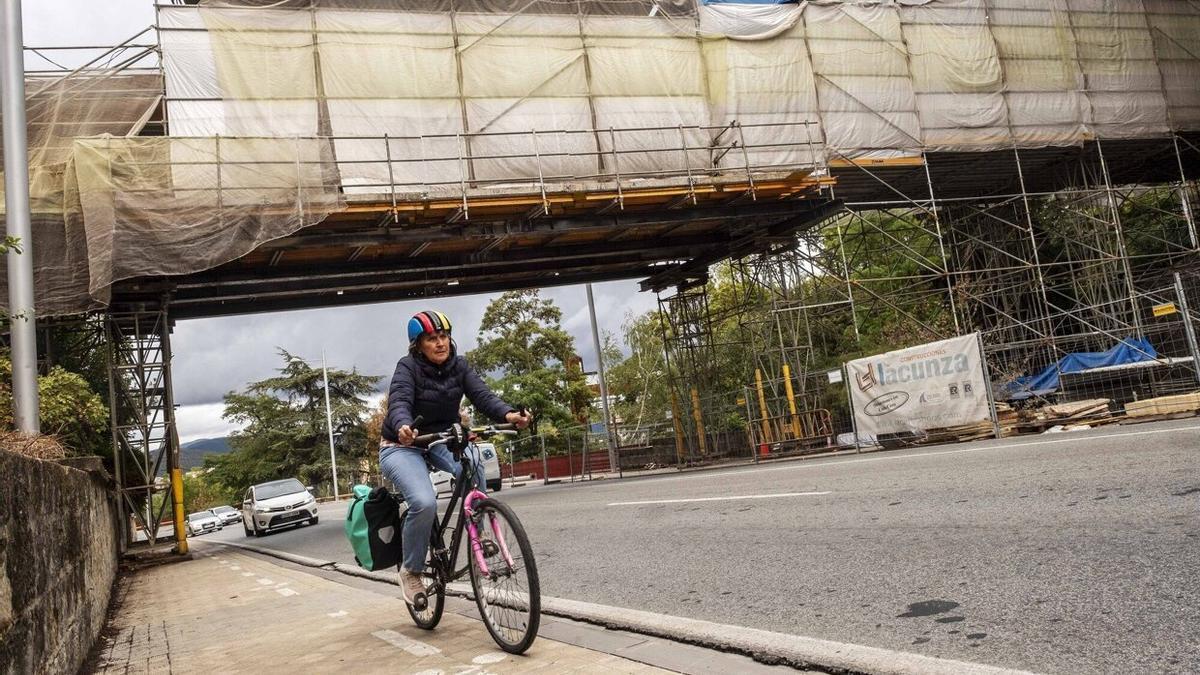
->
xmin=230 ymin=565 xmax=240 ymax=570
xmin=241 ymin=572 xmax=254 ymax=577
xmin=275 ymin=588 xmax=298 ymax=597
xmin=371 ymin=629 xmax=441 ymax=656
xmin=327 ymin=610 xmax=348 ymax=618
xmin=608 ymin=491 xmax=830 ymax=506
xmin=257 ymin=578 xmax=274 ymax=585
xmin=473 ymin=652 xmax=507 ymax=665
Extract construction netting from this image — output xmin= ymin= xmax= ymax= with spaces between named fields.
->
xmin=0 ymin=64 xmax=342 ymax=316
xmin=2 ymin=0 xmax=1199 ymax=315
xmin=158 ymin=0 xmax=1200 ymax=158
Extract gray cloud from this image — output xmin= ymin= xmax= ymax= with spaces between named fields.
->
xmin=171 ymin=279 xmax=659 ymax=406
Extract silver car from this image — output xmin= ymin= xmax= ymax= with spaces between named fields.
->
xmin=186 ymin=510 xmax=222 ymax=536
xmin=241 ymin=478 xmax=318 ymax=537
xmin=210 ymin=505 xmax=242 ymax=527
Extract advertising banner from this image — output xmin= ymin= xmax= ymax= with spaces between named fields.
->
xmin=846 ymin=334 xmax=992 ymax=437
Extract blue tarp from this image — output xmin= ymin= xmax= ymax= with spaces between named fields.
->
xmin=998 ymin=337 xmax=1159 ymax=401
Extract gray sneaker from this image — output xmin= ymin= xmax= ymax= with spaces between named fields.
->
xmin=398 ymin=568 xmax=427 ymax=607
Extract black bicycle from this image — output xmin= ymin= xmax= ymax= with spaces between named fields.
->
xmin=402 ymin=420 xmax=541 ymax=654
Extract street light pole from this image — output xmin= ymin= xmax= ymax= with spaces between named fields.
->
xmin=586 ymin=284 xmax=618 ymax=473
xmin=2 ymin=0 xmax=40 ymax=432
xmin=321 ymin=349 xmax=340 ymax=501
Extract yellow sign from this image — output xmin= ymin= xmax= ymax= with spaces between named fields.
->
xmin=1152 ymin=302 xmax=1177 ymax=317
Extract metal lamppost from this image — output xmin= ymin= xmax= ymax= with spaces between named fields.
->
xmin=291 ymin=352 xmax=339 ymax=501
xmin=321 ymin=350 xmax=340 ymax=501
xmin=586 ymin=284 xmax=618 ymax=473
xmin=2 ymin=0 xmax=40 ymax=432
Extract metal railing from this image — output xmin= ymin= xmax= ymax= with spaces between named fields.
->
xmin=94 ymin=119 xmax=826 ymax=220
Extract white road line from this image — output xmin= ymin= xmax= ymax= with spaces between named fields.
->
xmin=275 ymin=588 xmax=299 ymax=597
xmin=230 ymin=565 xmax=240 ymax=570
xmin=643 ymin=423 xmax=1200 ymax=486
xmin=256 ymin=578 xmax=274 ymax=585
xmin=327 ymin=610 xmax=348 ymax=618
xmin=608 ymin=491 xmax=830 ymax=506
xmin=241 ymin=572 xmax=254 ymax=577
xmin=371 ymin=629 xmax=441 ymax=657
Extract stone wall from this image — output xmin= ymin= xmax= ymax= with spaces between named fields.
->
xmin=0 ymin=449 xmax=119 ymax=675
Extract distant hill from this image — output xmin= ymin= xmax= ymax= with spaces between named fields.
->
xmin=180 ymin=437 xmax=233 ymax=470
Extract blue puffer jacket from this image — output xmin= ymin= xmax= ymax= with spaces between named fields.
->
xmin=382 ymin=347 xmax=514 ymax=444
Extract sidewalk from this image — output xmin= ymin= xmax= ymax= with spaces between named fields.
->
xmin=87 ymin=545 xmax=669 ymax=674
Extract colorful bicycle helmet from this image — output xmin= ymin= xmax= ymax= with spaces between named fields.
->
xmin=407 ymin=310 xmax=453 ymax=344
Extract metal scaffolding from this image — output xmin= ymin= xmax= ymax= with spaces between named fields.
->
xmin=105 ymin=307 xmax=183 ymax=549
xmin=660 ymin=135 xmax=1200 ymax=458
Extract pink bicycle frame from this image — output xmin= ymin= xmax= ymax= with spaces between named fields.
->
xmin=463 ymin=488 xmax=516 ymax=577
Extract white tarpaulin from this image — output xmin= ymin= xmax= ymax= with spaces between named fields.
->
xmin=846 ymin=333 xmax=993 ymax=437
xmin=156 ymin=0 xmax=1200 ymax=175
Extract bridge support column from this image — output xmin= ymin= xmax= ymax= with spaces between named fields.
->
xmin=106 ymin=305 xmax=185 ymax=551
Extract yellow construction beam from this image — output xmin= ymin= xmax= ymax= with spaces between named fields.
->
xmin=755 ymin=368 xmax=772 ymax=444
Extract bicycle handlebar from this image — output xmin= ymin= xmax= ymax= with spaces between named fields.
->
xmin=412 ymin=422 xmax=519 ymax=446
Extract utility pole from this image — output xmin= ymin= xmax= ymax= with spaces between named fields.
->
xmin=2 ymin=0 xmax=40 ymax=431
xmin=586 ymin=284 xmax=618 ymax=474
xmin=322 ymin=349 xmax=340 ymax=501
xmin=1175 ymin=273 xmax=1200 ymax=386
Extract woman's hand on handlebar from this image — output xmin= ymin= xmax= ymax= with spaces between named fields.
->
xmin=398 ymin=424 xmax=416 ymax=446
xmin=505 ymin=409 xmax=533 ymax=430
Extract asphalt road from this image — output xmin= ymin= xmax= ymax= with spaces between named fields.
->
xmin=203 ymin=419 xmax=1200 ymax=674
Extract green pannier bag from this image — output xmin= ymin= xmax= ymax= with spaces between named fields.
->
xmin=344 ymin=484 xmax=403 ymax=571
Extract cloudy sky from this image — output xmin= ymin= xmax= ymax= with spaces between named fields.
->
xmin=24 ymin=0 xmax=661 ymax=442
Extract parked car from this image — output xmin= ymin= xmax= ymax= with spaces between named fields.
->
xmin=241 ymin=478 xmax=318 ymax=537
xmin=186 ymin=510 xmax=222 ymax=536
xmin=210 ymin=505 xmax=242 ymax=527
xmin=430 ymin=441 xmax=502 ymax=495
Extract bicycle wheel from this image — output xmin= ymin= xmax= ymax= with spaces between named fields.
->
xmin=467 ymin=497 xmax=540 ymax=654
xmin=399 ymin=510 xmax=445 ymax=630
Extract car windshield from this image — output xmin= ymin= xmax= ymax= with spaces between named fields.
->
xmin=188 ymin=511 xmax=212 ymax=520
xmin=255 ymin=479 xmax=307 ymax=500
xmin=212 ymin=506 xmax=235 ymax=514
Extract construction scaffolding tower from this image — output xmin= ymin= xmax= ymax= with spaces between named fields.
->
xmin=105 ymin=307 xmax=183 ymax=550
xmin=660 ymin=136 xmax=1200 ymax=459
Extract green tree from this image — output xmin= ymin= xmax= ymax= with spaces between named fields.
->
xmin=182 ymin=471 xmax=238 ymax=514
xmin=604 ymin=314 xmax=671 ymax=431
xmin=36 ymin=366 xmax=109 ymax=454
xmin=467 ymin=290 xmax=591 ymax=453
xmin=205 ymin=349 xmax=378 ymax=496
xmin=0 ymin=354 xmax=109 ymax=456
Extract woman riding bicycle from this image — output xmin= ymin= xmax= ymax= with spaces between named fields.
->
xmin=380 ymin=310 xmax=532 ymax=606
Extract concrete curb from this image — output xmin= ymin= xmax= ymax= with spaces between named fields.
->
xmin=202 ymin=539 xmax=1032 ymax=675
xmin=535 ymin=596 xmax=1035 ymax=675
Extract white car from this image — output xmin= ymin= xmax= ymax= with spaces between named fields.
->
xmin=431 ymin=442 xmax=502 ymax=495
xmin=210 ymin=505 xmax=242 ymax=527
xmin=186 ymin=510 xmax=222 ymax=536
xmin=241 ymin=478 xmax=319 ymax=537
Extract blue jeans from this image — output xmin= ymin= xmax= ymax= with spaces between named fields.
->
xmin=379 ymin=441 xmax=486 ymax=573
